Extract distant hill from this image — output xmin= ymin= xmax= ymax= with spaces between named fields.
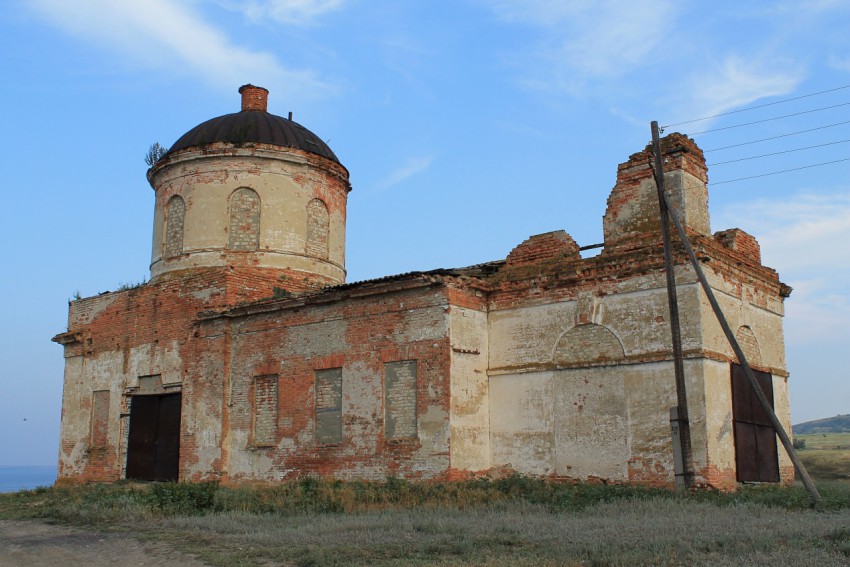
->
xmin=794 ymin=414 xmax=850 ymax=434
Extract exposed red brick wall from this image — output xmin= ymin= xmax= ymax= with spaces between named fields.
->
xmin=714 ymin=228 xmax=761 ymax=265
xmin=506 ymin=230 xmax=580 ymax=267
xmin=603 ymin=132 xmax=708 ymax=250
xmin=90 ymin=391 xmax=110 ymax=447
xmin=251 ymin=375 xmax=278 ymax=446
xmin=239 ymin=84 xmax=269 ymax=112
xmin=216 ymin=285 xmax=453 ymax=482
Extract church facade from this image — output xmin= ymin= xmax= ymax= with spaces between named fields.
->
xmin=54 ymin=85 xmax=794 ymax=488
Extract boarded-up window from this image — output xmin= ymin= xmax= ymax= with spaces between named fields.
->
xmin=252 ymin=375 xmax=278 ymax=446
xmin=90 ymin=390 xmax=110 ymax=447
xmin=384 ymin=360 xmax=417 ymax=439
xmin=164 ymin=195 xmax=185 ymax=258
xmin=315 ymin=368 xmax=342 ymax=444
xmin=228 ymin=188 xmax=260 ymax=251
xmin=731 ymin=364 xmax=779 ymax=482
xmin=554 ymin=324 xmax=624 ymax=365
xmin=306 ymin=198 xmax=330 ymax=259
xmin=735 ymin=326 xmax=762 ymax=367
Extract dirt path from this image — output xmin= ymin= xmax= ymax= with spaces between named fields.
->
xmin=0 ymin=520 xmax=212 ymax=567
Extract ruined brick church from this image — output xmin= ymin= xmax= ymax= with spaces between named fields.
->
xmin=54 ymin=85 xmax=794 ymax=489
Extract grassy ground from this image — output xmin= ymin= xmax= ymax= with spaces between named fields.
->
xmin=798 ymin=432 xmax=850 ymax=480
xmin=2 ymin=477 xmax=850 ymax=566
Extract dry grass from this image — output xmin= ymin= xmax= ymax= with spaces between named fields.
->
xmin=159 ymin=500 xmax=850 ymax=566
xmin=2 ymin=477 xmax=850 ymax=566
xmin=798 ymin=432 xmax=850 ymax=480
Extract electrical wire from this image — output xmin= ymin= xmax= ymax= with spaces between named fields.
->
xmin=662 ymin=84 xmax=850 ymax=129
xmin=703 ymin=120 xmax=850 ymax=152
xmin=710 ymin=157 xmax=850 ymax=185
xmin=690 ymin=102 xmax=850 ymax=135
xmin=707 ymin=139 xmax=850 ymax=166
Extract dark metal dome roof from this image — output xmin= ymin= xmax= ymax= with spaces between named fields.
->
xmin=166 ymin=111 xmax=340 ymax=163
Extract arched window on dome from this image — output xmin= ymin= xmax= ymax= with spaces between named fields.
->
xmin=164 ymin=195 xmax=185 ymax=259
xmin=306 ymin=198 xmax=329 ymax=260
xmin=228 ymin=188 xmax=260 ymax=251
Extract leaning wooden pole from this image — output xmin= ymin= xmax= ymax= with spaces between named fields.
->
xmin=650 ymin=122 xmax=694 ymax=489
xmin=649 ymin=122 xmax=820 ymax=503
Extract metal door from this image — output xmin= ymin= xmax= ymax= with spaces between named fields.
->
xmin=731 ymin=364 xmax=779 ymax=482
xmin=126 ymin=393 xmax=181 ymax=481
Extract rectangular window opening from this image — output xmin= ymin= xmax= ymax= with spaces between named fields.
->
xmin=252 ymin=375 xmax=279 ymax=447
xmin=90 ymin=390 xmax=110 ymax=447
xmin=384 ymin=360 xmax=417 ymax=440
xmin=315 ymin=368 xmax=343 ymax=445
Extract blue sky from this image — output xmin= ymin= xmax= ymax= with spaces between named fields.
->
xmin=1 ymin=0 xmax=848 ymax=466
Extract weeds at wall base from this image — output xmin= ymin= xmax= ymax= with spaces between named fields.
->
xmin=2 ymin=475 xmax=848 ymax=525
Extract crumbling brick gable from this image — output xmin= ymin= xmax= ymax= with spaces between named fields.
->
xmin=603 ymin=133 xmax=709 ymax=250
xmin=505 ymin=230 xmax=580 ymax=267
xmin=714 ymin=228 xmax=761 ymax=265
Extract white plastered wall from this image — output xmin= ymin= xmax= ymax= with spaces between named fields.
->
xmin=448 ymin=306 xmax=491 ymax=472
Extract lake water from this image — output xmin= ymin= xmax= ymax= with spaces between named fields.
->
xmin=0 ymin=466 xmax=58 ymax=493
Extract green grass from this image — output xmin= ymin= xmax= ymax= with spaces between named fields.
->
xmin=2 ymin=477 xmax=850 ymax=566
xmin=798 ymin=432 xmax=850 ymax=480
xmin=798 ymin=432 xmax=850 ymax=450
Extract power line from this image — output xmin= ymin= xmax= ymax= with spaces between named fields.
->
xmin=690 ymin=102 xmax=850 ymax=135
xmin=707 ymin=139 xmax=850 ymax=166
xmin=703 ymin=119 xmax=850 ymax=152
xmin=662 ymin=84 xmax=850 ymax=129
xmin=710 ymin=157 xmax=850 ymax=185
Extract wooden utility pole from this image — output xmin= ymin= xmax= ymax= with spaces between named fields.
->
xmin=649 ymin=122 xmax=820 ymax=502
xmin=651 ymin=121 xmax=694 ymax=489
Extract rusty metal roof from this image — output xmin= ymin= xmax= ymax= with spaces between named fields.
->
xmin=166 ymin=111 xmax=340 ymax=163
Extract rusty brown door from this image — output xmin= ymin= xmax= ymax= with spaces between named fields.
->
xmin=126 ymin=393 xmax=181 ymax=481
xmin=731 ymin=364 xmax=779 ymax=482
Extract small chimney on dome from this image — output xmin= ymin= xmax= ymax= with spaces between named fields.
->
xmin=238 ymin=84 xmax=269 ymax=112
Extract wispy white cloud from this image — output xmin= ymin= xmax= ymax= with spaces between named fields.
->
xmin=28 ymin=0 xmax=331 ymax=96
xmin=216 ymin=0 xmax=346 ymax=26
xmin=770 ymin=0 xmax=850 ymax=15
xmin=488 ymin=0 xmax=588 ymax=26
xmin=680 ymin=55 xmax=803 ymax=123
xmin=487 ymin=0 xmax=677 ymax=92
xmin=371 ymin=155 xmax=435 ymax=193
xmin=718 ymin=192 xmax=850 ymax=272
xmin=830 ymin=54 xmax=850 ymax=72
xmin=716 ymin=191 xmax=850 ymax=344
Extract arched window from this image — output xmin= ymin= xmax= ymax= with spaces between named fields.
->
xmin=554 ymin=323 xmax=625 ymax=365
xmin=306 ymin=198 xmax=330 ymax=259
xmin=164 ymin=195 xmax=185 ymax=259
xmin=228 ymin=188 xmax=260 ymax=251
xmin=735 ymin=325 xmax=762 ymax=366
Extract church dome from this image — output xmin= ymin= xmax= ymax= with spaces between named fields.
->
xmin=148 ymin=84 xmax=350 ymax=289
xmin=165 ymin=84 xmax=340 ymax=163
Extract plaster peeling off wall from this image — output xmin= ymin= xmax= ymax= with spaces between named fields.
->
xmin=489 ymin=372 xmax=554 ymax=475
xmin=449 ymin=306 xmax=490 ymax=473
xmin=552 ymin=367 xmax=628 ymax=480
xmin=699 ymin=272 xmax=787 ymax=372
xmin=488 ymin=302 xmax=570 ymax=371
xmin=57 ymin=339 xmax=188 ymax=481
